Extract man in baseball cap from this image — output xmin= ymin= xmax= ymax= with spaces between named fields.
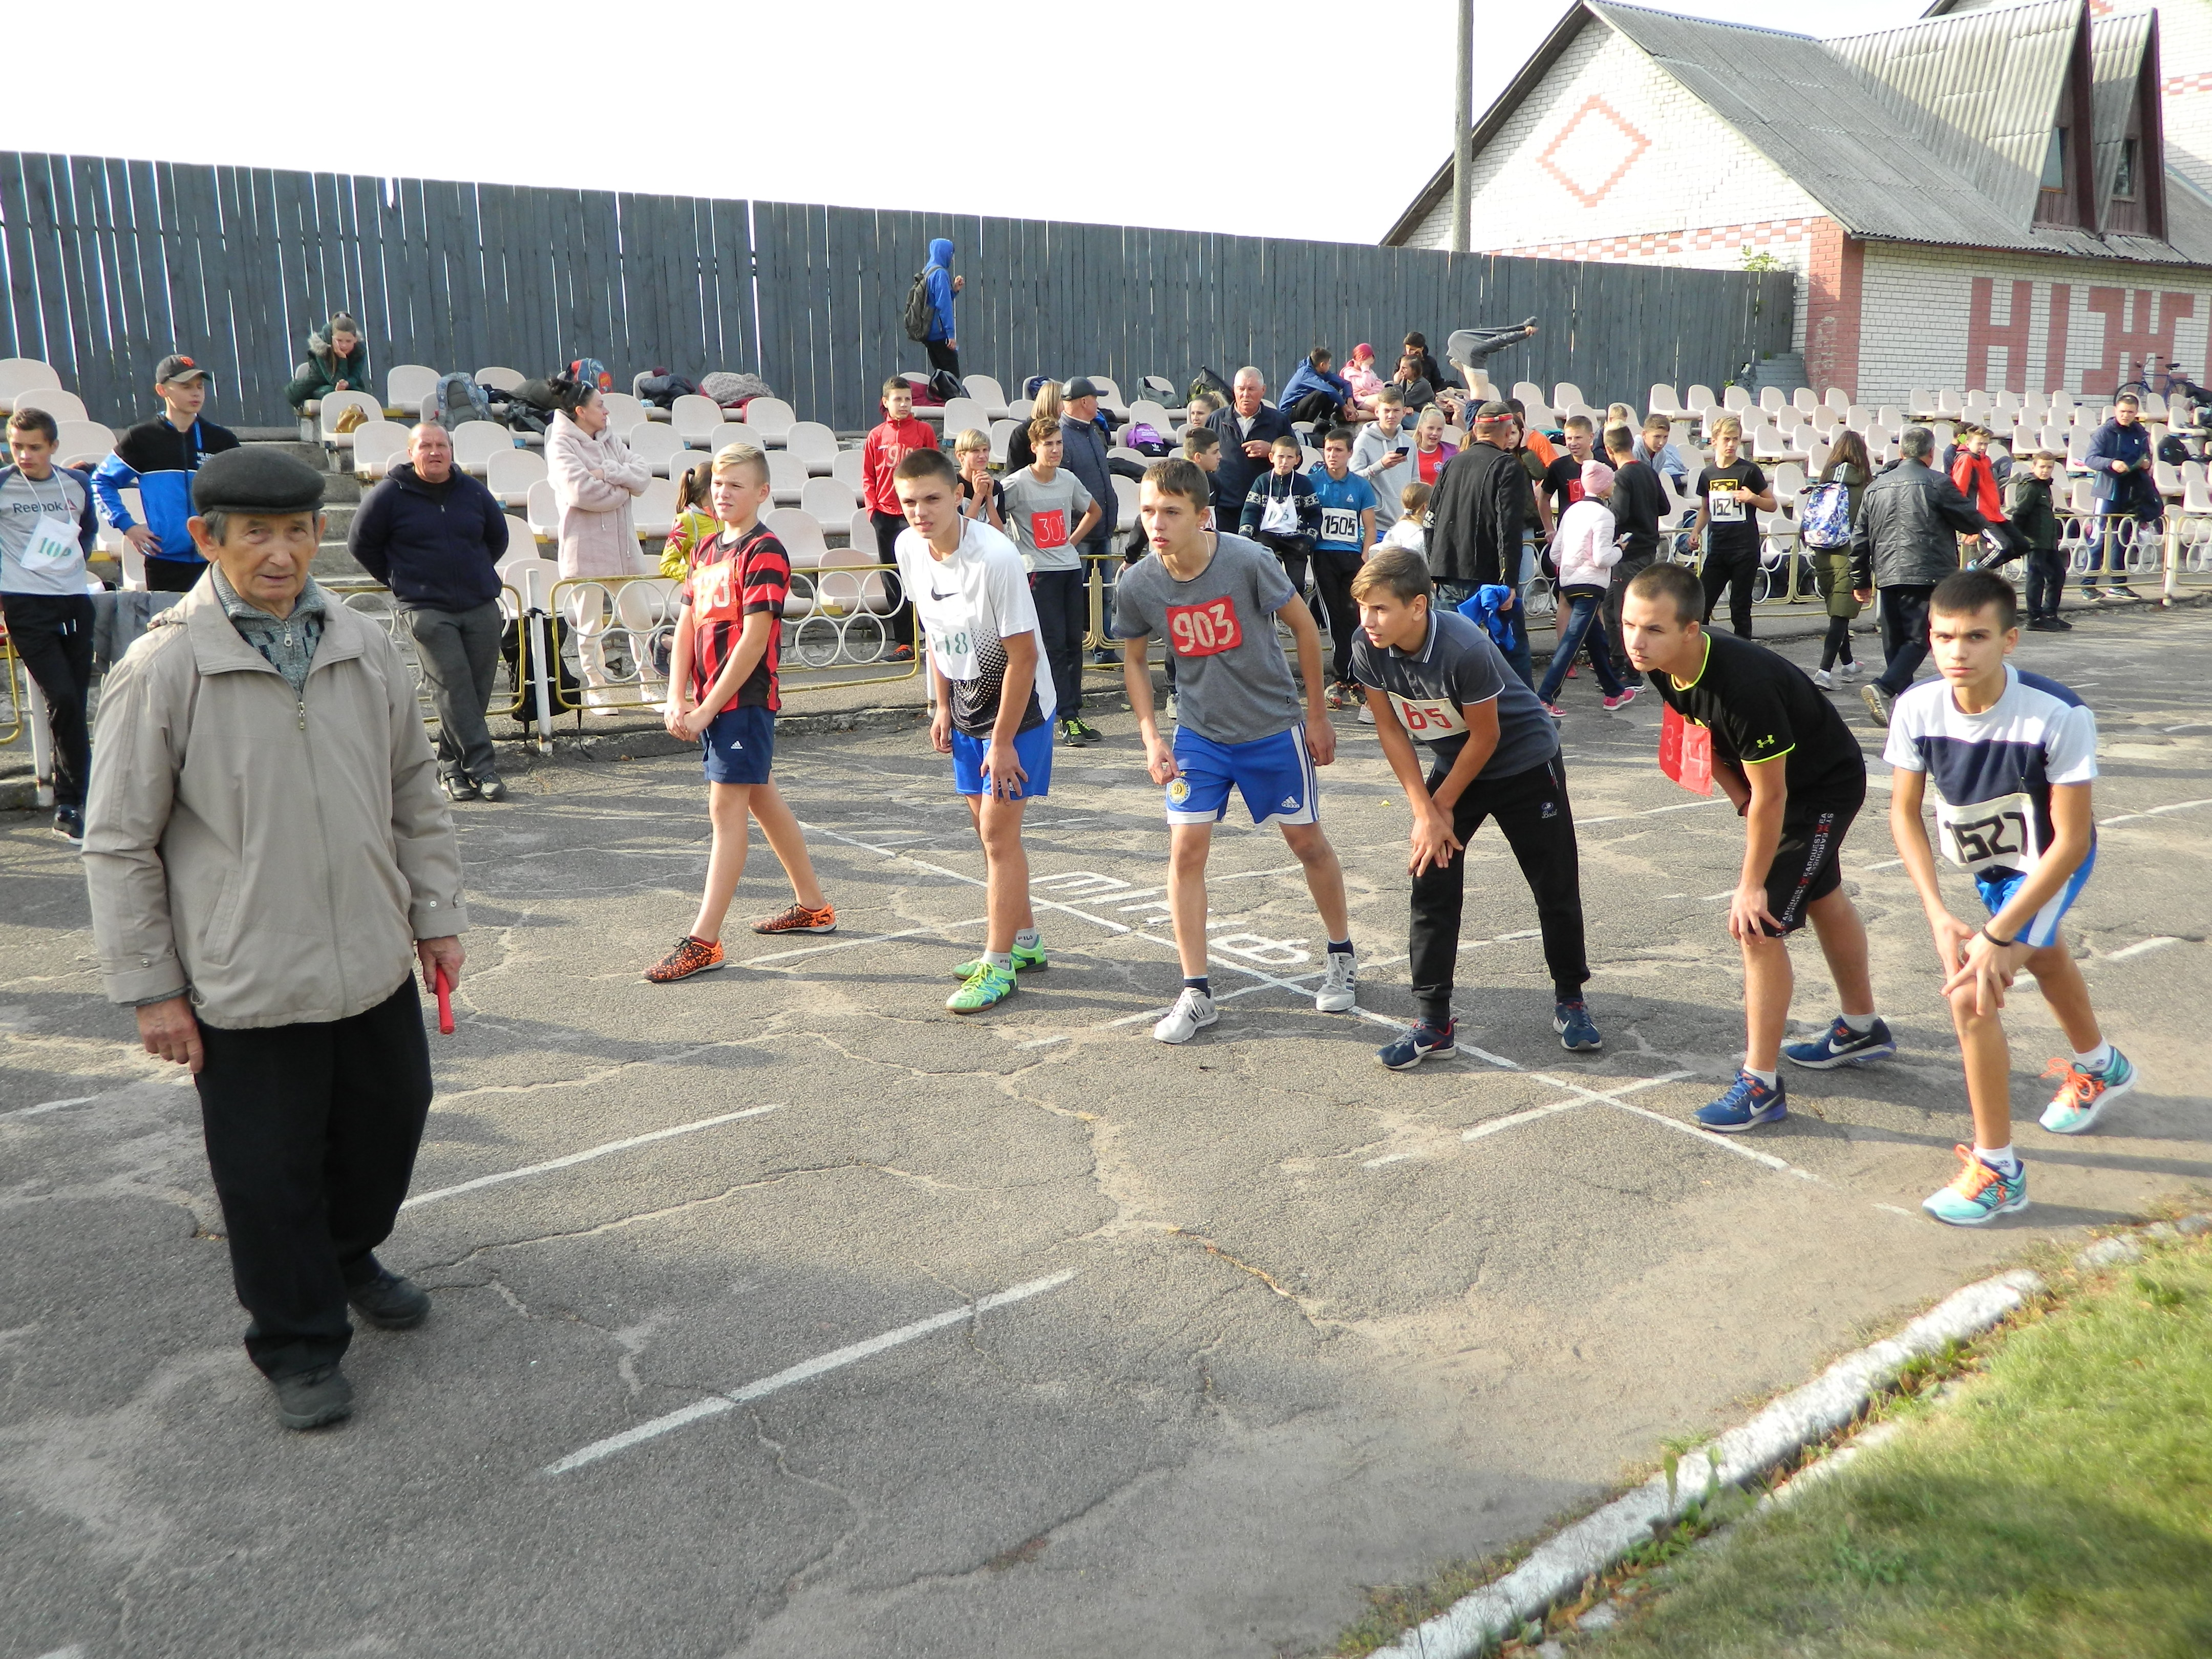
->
xmin=91 ymin=349 xmax=241 ymax=591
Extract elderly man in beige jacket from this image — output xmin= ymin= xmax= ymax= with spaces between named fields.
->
xmin=84 ymin=446 xmax=467 ymax=1433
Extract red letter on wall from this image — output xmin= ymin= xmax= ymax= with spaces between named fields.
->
xmin=2045 ymin=284 xmax=2071 ymax=394
xmin=1966 ymin=278 xmax=2033 ymax=392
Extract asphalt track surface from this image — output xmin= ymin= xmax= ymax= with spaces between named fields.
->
xmin=5 ymin=607 xmax=2208 ymax=1659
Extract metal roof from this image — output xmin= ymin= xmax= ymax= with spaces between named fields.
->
xmin=1385 ymin=0 xmax=2206 ymax=266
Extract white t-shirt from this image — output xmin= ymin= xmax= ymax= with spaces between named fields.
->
xmin=1884 ymin=665 xmax=2097 ymax=875
xmin=893 ymin=518 xmax=1057 ymax=736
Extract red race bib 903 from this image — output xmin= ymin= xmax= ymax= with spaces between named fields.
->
xmin=1029 ymin=508 xmax=1068 ymax=550
xmin=1165 ymin=597 xmax=1244 ymax=657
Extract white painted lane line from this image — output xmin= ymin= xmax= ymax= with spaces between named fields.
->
xmin=742 ymin=919 xmax=986 ymax=968
xmin=2099 ymin=795 xmax=2212 ymax=827
xmin=1577 ymin=797 xmax=1734 ymax=826
xmin=1603 ymin=1096 xmax=1822 ymax=1182
xmin=1360 ymin=1071 xmax=1700 ymax=1168
xmin=1457 ymin=1098 xmax=1586 ymax=1145
xmin=2102 ymin=935 xmax=2183 ymax=961
xmin=803 ymin=820 xmax=1138 ymax=935
xmin=1527 ymin=1070 xmax=1699 ymax=1103
xmin=401 ymin=1106 xmax=782 ymax=1211
xmin=543 ymin=1269 xmax=1078 ymax=1475
xmin=4 ymin=1093 xmax=101 ymax=1120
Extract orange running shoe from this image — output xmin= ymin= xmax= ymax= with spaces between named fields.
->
xmin=644 ymin=935 xmax=725 ymax=982
xmin=752 ymin=902 xmax=837 ymax=935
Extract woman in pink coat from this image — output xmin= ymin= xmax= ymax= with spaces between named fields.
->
xmin=545 ymin=382 xmax=651 ymax=709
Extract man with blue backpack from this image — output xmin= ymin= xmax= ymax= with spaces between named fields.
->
xmin=912 ymin=239 xmax=962 ymax=381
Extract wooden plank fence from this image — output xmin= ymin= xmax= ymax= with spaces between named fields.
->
xmin=0 ymin=148 xmax=1795 ymax=432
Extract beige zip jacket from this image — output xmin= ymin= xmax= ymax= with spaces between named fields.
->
xmin=83 ymin=577 xmax=467 ymax=1030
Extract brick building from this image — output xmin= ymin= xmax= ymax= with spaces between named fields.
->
xmin=1384 ymin=0 xmax=2212 ymax=405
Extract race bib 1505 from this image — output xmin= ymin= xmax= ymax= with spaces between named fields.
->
xmin=1166 ymin=597 xmax=1244 ymax=657
xmin=1319 ymin=506 xmax=1360 ymax=545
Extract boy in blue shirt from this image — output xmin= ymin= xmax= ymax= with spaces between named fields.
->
xmin=1307 ymin=427 xmax=1378 ymax=708
xmin=1884 ymin=569 xmax=2136 ymax=1225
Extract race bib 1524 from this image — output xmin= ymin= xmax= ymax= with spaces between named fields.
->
xmin=1166 ymin=597 xmax=1244 ymax=657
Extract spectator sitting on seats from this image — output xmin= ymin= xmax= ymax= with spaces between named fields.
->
xmin=1379 ymin=480 xmax=1429 ymax=554
xmin=862 ymin=375 xmax=936 ymax=662
xmin=1185 ymin=388 xmax=1225 ymax=440
xmin=545 ymin=376 xmax=653 ymax=710
xmin=661 ymin=457 xmax=718 ymax=580
xmin=1341 ymin=344 xmax=1386 ymax=412
xmin=93 ymin=353 xmax=241 ymax=594
xmin=953 ymin=428 xmax=1006 ymax=533
xmin=1240 ymin=432 xmax=1320 ymax=595
xmin=1210 ymin=366 xmax=1296 ymax=511
xmin=1636 ymin=413 xmax=1691 ymax=496
xmin=1006 ymin=380 xmax=1062 ymax=475
xmin=349 ymin=423 xmax=514 ymax=802
xmin=284 ymin=312 xmax=372 ymax=413
xmin=1401 ymin=332 xmax=1445 ymax=390
xmin=1388 ymin=346 xmax=1437 ymax=415
xmin=1282 ymin=348 xmax=1355 ymax=430
xmin=1 ymin=406 xmax=100 ymax=843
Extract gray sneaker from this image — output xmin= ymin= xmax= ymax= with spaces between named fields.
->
xmin=1860 ymin=683 xmax=1895 ymax=729
xmin=272 ymin=1363 xmax=354 ymax=1431
xmin=1153 ymin=987 xmax=1218 ymax=1044
xmin=1316 ymin=949 xmax=1358 ymax=1013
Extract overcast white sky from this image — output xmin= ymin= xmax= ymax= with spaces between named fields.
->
xmin=12 ymin=0 xmax=1930 ymax=245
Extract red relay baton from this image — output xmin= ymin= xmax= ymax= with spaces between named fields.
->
xmin=434 ymin=965 xmax=455 ymax=1034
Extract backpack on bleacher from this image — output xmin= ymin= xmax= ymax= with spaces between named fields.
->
xmin=1124 ymin=422 xmax=1169 ymax=457
xmin=902 ymin=271 xmax=934 ymax=342
xmin=1799 ymin=479 xmax=1854 ymax=550
xmin=567 ymin=358 xmax=613 ymax=394
xmin=430 ymin=372 xmax=494 ymax=431
xmin=635 ymin=370 xmax=698 ymax=410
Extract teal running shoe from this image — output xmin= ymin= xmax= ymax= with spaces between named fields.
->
xmin=2037 ymin=1049 xmax=2135 ymax=1136
xmin=1922 ymin=1145 xmax=2029 ymax=1227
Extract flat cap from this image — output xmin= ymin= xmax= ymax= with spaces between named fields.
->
xmin=191 ymin=446 xmax=326 ymax=516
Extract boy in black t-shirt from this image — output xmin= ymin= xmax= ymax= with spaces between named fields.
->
xmin=1691 ymin=414 xmax=1774 ymax=638
xmin=1621 ymin=562 xmax=1895 ymax=1134
xmin=1540 ymin=414 xmax=1596 ymax=529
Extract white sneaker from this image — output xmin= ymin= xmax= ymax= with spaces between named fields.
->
xmin=1841 ymin=661 xmax=1862 ymax=680
xmin=1356 ymin=703 xmax=1376 ymax=724
xmin=1812 ymin=668 xmax=1835 ymax=689
xmin=1153 ymin=988 xmax=1218 ymax=1044
xmin=1316 ymin=950 xmax=1357 ymax=1012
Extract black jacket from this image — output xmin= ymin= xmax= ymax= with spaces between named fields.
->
xmin=1209 ymin=403 xmax=1296 ymax=508
xmin=1425 ymin=442 xmax=1523 ymax=586
xmin=1848 ymin=458 xmax=1987 ymax=590
xmin=2005 ymin=472 xmax=2061 ymax=553
xmin=349 ymin=463 xmax=509 ymax=611
xmin=1057 ymin=415 xmax=1117 ymax=543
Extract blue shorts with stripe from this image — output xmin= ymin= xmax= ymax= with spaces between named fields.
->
xmin=1164 ymin=723 xmax=1317 ymax=827
xmin=950 ymin=720 xmax=1053 ymax=799
xmin=1976 ymin=845 xmax=2094 ymax=949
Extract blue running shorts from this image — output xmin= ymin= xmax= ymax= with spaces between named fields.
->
xmin=701 ymin=704 xmax=774 ymax=785
xmin=1976 ymin=845 xmax=2094 ymax=949
xmin=1164 ymin=724 xmax=1318 ymax=827
xmin=951 ymin=720 xmax=1054 ymax=799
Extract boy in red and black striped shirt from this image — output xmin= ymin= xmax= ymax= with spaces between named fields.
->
xmin=645 ymin=442 xmax=835 ymax=983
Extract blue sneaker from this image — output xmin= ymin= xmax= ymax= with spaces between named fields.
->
xmin=1377 ymin=1018 xmax=1456 ymax=1070
xmin=1922 ymin=1144 xmax=2029 ymax=1226
xmin=1783 ymin=1015 xmax=1897 ymax=1070
xmin=1695 ymin=1071 xmax=1788 ymax=1132
xmin=1554 ymin=999 xmax=1603 ymax=1052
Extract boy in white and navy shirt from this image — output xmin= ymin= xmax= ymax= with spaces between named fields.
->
xmin=1883 ymin=569 xmax=2135 ymax=1227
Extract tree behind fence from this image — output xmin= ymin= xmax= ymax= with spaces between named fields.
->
xmin=1 ymin=151 xmax=1795 ymax=433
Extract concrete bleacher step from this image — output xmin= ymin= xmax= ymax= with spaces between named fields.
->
xmin=236 ymin=438 xmax=368 ymax=580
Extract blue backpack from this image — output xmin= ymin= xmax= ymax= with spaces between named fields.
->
xmin=430 ymin=372 xmax=494 ymax=430
xmin=1799 ymin=479 xmax=1854 ymax=550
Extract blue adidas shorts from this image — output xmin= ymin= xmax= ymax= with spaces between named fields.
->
xmin=701 ymin=704 xmax=774 ymax=785
xmin=951 ymin=720 xmax=1053 ymax=799
xmin=1165 ymin=723 xmax=1318 ymax=827
xmin=1975 ymin=845 xmax=2095 ymax=950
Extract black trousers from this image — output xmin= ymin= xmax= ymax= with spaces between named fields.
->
xmin=1253 ymin=533 xmax=1309 ymax=595
xmin=925 ymin=340 xmax=960 ymax=380
xmin=1310 ymin=548 xmax=1363 ymax=684
xmin=143 ymin=556 xmax=203 ymax=593
xmin=868 ymin=510 xmax=917 ymax=648
xmin=1875 ymin=583 xmax=1934 ymax=695
xmin=1031 ymin=567 xmax=1086 ymax=717
xmin=1975 ymin=520 xmax=2028 ymax=570
xmin=1287 ymin=390 xmax=1341 ymax=429
xmin=1603 ymin=550 xmax=1653 ymax=682
xmin=2026 ymin=545 xmax=2067 ymax=618
xmin=194 ymin=979 xmax=434 ymax=1378
xmin=1408 ymin=754 xmax=1590 ymax=1023
xmin=1 ymin=592 xmax=95 ymax=809
xmin=1700 ymin=544 xmax=1760 ymax=637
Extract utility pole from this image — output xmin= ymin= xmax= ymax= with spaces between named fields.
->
xmin=1451 ymin=0 xmax=1473 ymax=253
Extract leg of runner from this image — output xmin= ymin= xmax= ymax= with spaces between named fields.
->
xmin=691 ymin=781 xmax=753 ymax=941
xmin=1156 ymin=822 xmax=1221 ymax=1043
xmin=1487 ymin=757 xmax=1601 ymax=1050
xmin=1741 ymin=931 xmax=1794 ymax=1080
xmin=1782 ymin=885 xmax=1896 ymax=1069
xmin=971 ymin=793 xmax=1035 ymax=955
xmin=2023 ymin=940 xmax=2137 ymax=1135
xmin=1280 ymin=819 xmax=1355 ymax=1013
xmin=745 ymin=777 xmax=835 ymax=934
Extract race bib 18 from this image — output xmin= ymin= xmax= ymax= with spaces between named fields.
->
xmin=1165 ymin=597 xmax=1244 ymax=657
xmin=1387 ymin=692 xmax=1468 ymax=740
xmin=1933 ymin=789 xmax=2036 ymax=873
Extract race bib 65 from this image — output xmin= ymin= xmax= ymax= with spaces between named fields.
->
xmin=1387 ymin=692 xmax=1467 ymax=739
xmin=1166 ymin=597 xmax=1244 ymax=657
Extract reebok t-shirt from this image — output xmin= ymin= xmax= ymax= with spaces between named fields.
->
xmin=894 ymin=519 xmax=1055 ymax=737
xmin=1651 ymin=629 xmax=1864 ymax=811
xmin=1696 ymin=459 xmax=1768 ymax=560
xmin=1305 ymin=465 xmax=1378 ymax=552
xmin=997 ymin=465 xmax=1094 ymax=574
xmin=1114 ymin=531 xmax=1302 ymax=747
xmin=1350 ymin=609 xmax=1558 ymax=778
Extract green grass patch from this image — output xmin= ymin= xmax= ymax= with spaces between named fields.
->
xmin=1592 ymin=1233 xmax=2212 ymax=1658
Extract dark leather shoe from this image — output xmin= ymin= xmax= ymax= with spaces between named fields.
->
xmin=475 ymin=773 xmax=511 ymax=802
xmin=348 ymin=1267 xmax=431 ymax=1330
xmin=273 ymin=1364 xmax=353 ymax=1431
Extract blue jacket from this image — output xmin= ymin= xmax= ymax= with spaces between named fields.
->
xmin=1456 ymin=584 xmax=1523 ymax=655
xmin=1279 ymin=362 xmax=1351 ymax=413
xmin=91 ymin=415 xmax=241 ymax=564
xmin=1057 ymin=414 xmax=1116 ymax=544
xmin=924 ymin=238 xmax=956 ymax=343
xmin=2084 ymin=416 xmax=2159 ymax=513
xmin=348 ymin=463 xmax=509 ymax=611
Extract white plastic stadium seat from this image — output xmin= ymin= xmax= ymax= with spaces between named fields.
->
xmin=632 ymin=478 xmax=677 ymax=542
xmin=989 ymin=418 xmax=1016 ymax=467
xmin=670 ymin=394 xmax=725 ymax=446
xmin=52 ymin=419 xmax=115 ymax=469
xmin=742 ymin=398 xmax=797 ymax=444
xmin=625 ymin=423 xmax=688 ymax=477
xmin=768 ymin=451 xmax=809 ymax=505
xmin=937 ymin=398 xmax=988 ymax=438
xmin=476 ymin=366 xmax=526 ymax=392
xmin=496 ymin=554 xmax=559 ymax=613
xmin=1648 ymin=384 xmax=1682 ymax=415
xmin=1758 ymin=387 xmax=1785 ymax=414
xmin=1512 ymin=380 xmax=1545 ymax=410
xmin=599 ymin=393 xmax=648 ymax=433
xmin=1551 ymin=382 xmax=1585 ymax=412
xmin=784 ymin=421 xmax=839 ymax=476
xmin=486 ymin=446 xmax=548 ymax=507
xmin=450 ymin=420 xmax=515 ymax=475
xmin=502 ymin=516 xmax=535 ymax=559
xmin=816 ymin=544 xmax=891 ymax=616
xmin=11 ymin=385 xmax=87 ymax=424
xmin=1685 ymin=384 xmax=1716 ymax=414
xmin=1087 ymin=376 xmax=1129 ymax=416
xmin=350 ymin=419 xmax=410 ymax=481
xmin=962 ymin=375 xmax=1011 ymax=419
xmin=832 ymin=448 xmax=866 ymax=491
xmin=525 ymin=479 xmax=559 ymax=539
xmin=847 ymin=509 xmax=875 ymax=567
xmin=0 ymin=356 xmax=64 ymax=412
xmin=386 ymin=364 xmax=438 ymax=414
xmin=764 ymin=507 xmax=828 ymax=571
xmin=1125 ymin=399 xmax=1175 ymax=437
xmin=691 ymin=423 xmax=744 ymax=460
xmin=799 ymin=477 xmax=856 ymax=521
xmin=317 ymin=391 xmax=382 ymax=449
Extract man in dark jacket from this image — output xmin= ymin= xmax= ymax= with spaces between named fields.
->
xmin=1427 ymin=402 xmax=1534 ymax=684
xmin=2080 ymin=393 xmax=2157 ymax=600
xmin=1601 ymin=423 xmax=1665 ymax=687
xmin=1847 ymin=426 xmax=1985 ymax=727
xmin=1210 ymin=367 xmax=1296 ymax=509
xmin=349 ymin=424 xmax=513 ymax=800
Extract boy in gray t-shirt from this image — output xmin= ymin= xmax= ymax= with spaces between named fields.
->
xmin=1114 ymin=459 xmax=1360 ymax=1045
xmin=1349 ymin=547 xmax=1600 ymax=1070
xmin=1003 ymin=420 xmax=1104 ymax=742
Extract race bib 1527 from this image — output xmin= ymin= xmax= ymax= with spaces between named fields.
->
xmin=1166 ymin=597 xmax=1244 ymax=657
xmin=1934 ymin=789 xmax=2036 ymax=873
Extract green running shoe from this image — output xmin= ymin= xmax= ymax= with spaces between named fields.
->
xmin=949 ymin=940 xmax=1048 ymax=979
xmin=946 ymin=962 xmax=1018 ymax=1013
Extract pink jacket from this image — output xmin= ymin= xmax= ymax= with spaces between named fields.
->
xmin=546 ymin=412 xmax=653 ymax=579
